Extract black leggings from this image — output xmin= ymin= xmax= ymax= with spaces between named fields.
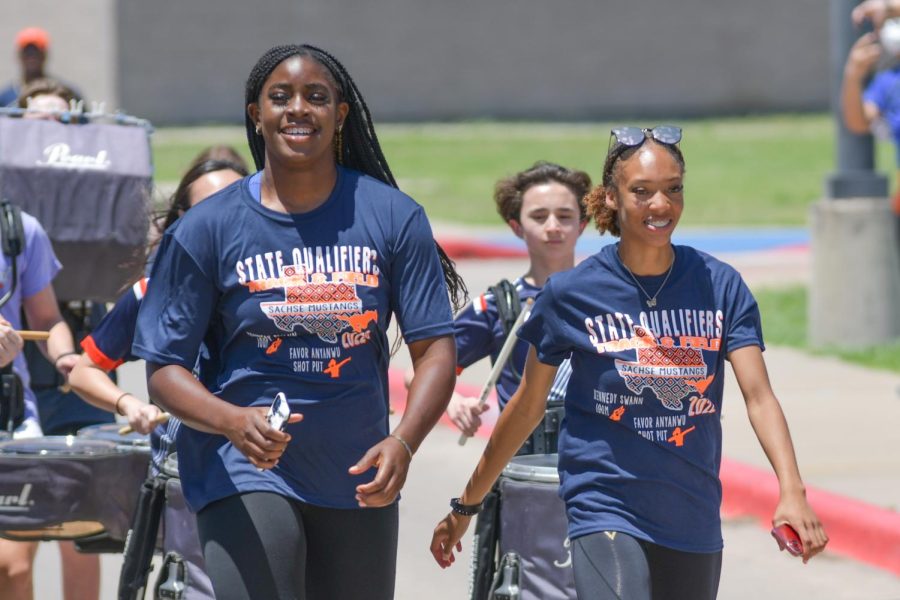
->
xmin=573 ymin=531 xmax=722 ymax=600
xmin=196 ymin=492 xmax=398 ymax=600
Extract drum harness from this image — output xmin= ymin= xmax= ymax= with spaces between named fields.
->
xmin=0 ymin=201 xmax=25 ymax=435
xmin=487 ymin=278 xmax=564 ymax=456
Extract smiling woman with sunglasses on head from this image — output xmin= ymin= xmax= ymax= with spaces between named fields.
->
xmin=134 ymin=44 xmax=464 ymax=600
xmin=430 ymin=127 xmax=828 ymax=600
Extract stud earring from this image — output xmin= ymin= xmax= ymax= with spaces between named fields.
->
xmin=255 ymin=124 xmax=261 ymax=135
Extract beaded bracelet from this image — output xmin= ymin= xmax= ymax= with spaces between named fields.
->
xmin=389 ymin=433 xmax=414 ymax=460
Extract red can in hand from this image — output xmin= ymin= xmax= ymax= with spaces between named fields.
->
xmin=771 ymin=523 xmax=803 ymax=557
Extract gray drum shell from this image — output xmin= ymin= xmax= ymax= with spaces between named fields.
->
xmin=501 ymin=453 xmax=560 ymax=484
xmin=76 ymin=423 xmax=151 ymax=454
xmin=0 ymin=436 xmax=149 ymax=541
xmin=0 ymin=117 xmax=151 ymax=302
xmin=161 ymin=453 xmax=216 ymax=599
xmin=498 ymin=454 xmax=576 ymax=600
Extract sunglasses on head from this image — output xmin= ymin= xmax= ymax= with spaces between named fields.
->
xmin=607 ymin=125 xmax=682 ymax=154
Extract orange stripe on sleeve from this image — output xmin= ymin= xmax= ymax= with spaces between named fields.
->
xmin=134 ymin=277 xmax=149 ymax=300
xmin=80 ymin=335 xmax=124 ymax=372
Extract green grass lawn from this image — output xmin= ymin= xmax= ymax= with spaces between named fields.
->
xmin=150 ymin=117 xmax=900 ymax=372
xmin=151 ymin=114 xmax=896 ymax=227
xmin=755 ymin=285 xmax=900 ymax=374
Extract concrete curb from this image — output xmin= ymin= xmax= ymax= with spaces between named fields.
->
xmin=388 ymin=368 xmax=900 ymax=576
xmin=720 ymin=458 xmax=900 ymax=575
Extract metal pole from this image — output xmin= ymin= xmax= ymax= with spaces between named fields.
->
xmin=811 ymin=0 xmax=900 ymax=349
xmin=825 ymin=0 xmax=889 ymax=198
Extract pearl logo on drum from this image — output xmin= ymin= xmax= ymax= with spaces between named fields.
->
xmin=36 ymin=142 xmax=112 ymax=171
xmin=553 ymin=537 xmax=572 ymax=568
xmin=0 ymin=484 xmax=34 ymax=512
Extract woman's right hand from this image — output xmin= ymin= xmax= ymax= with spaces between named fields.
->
xmin=430 ymin=511 xmax=471 ymax=568
xmin=121 ymin=398 xmax=163 ymax=435
xmin=447 ymin=393 xmax=490 ymax=437
xmin=223 ymin=405 xmax=303 ymax=470
xmin=0 ymin=318 xmax=23 ymax=368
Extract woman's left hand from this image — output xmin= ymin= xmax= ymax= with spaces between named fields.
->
xmin=430 ymin=512 xmax=469 ymax=568
xmin=773 ymin=492 xmax=829 ymax=563
xmin=349 ymin=435 xmax=412 ymax=507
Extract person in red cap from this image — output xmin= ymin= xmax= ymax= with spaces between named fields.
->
xmin=0 ymin=27 xmax=81 ymax=108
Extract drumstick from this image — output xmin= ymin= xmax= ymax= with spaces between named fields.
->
xmin=16 ymin=330 xmax=50 ymax=341
xmin=118 ymin=412 xmax=170 ymax=436
xmin=458 ymin=298 xmax=534 ymax=446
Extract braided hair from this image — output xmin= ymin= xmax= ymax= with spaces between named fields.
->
xmin=583 ymin=139 xmax=685 ymax=237
xmin=244 ymin=44 xmax=466 ymax=310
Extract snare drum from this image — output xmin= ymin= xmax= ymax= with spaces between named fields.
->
xmin=158 ymin=453 xmax=215 ymax=600
xmin=77 ymin=423 xmax=151 ymax=454
xmin=497 ymin=454 xmax=575 ymax=600
xmin=0 ymin=436 xmax=148 ymax=543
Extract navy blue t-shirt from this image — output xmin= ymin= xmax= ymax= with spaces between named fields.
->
xmin=455 ymin=277 xmax=569 ymax=410
xmin=81 ymin=278 xmax=181 ymax=475
xmin=518 ymin=243 xmax=763 ymax=553
xmin=81 ymin=278 xmax=146 ymax=370
xmin=134 ymin=167 xmax=454 ymax=511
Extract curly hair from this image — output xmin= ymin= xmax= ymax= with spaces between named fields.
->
xmin=494 ymin=161 xmax=592 ymax=224
xmin=584 ymin=139 xmax=685 ymax=237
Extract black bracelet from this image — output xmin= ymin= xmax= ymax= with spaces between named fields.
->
xmin=450 ymin=497 xmax=483 ymax=516
xmin=53 ymin=350 xmax=78 ymax=367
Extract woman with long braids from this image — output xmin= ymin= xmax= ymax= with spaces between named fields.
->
xmin=430 ymin=127 xmax=828 ymax=599
xmin=134 ymin=44 xmax=464 ymax=599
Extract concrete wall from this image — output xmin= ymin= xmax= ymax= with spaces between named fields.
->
xmin=11 ymin=0 xmax=832 ymax=125
xmin=115 ymin=0 xmax=831 ymax=124
xmin=0 ymin=0 xmax=117 ymax=109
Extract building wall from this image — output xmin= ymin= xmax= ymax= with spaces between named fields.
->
xmin=0 ymin=0 xmax=116 ymax=110
xmin=12 ymin=0 xmax=833 ymax=125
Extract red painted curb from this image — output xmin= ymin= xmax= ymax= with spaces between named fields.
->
xmin=720 ymin=458 xmax=900 ymax=575
xmin=389 ymin=368 xmax=900 ymax=575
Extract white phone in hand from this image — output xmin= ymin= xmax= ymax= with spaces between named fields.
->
xmin=266 ymin=392 xmax=290 ymax=431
